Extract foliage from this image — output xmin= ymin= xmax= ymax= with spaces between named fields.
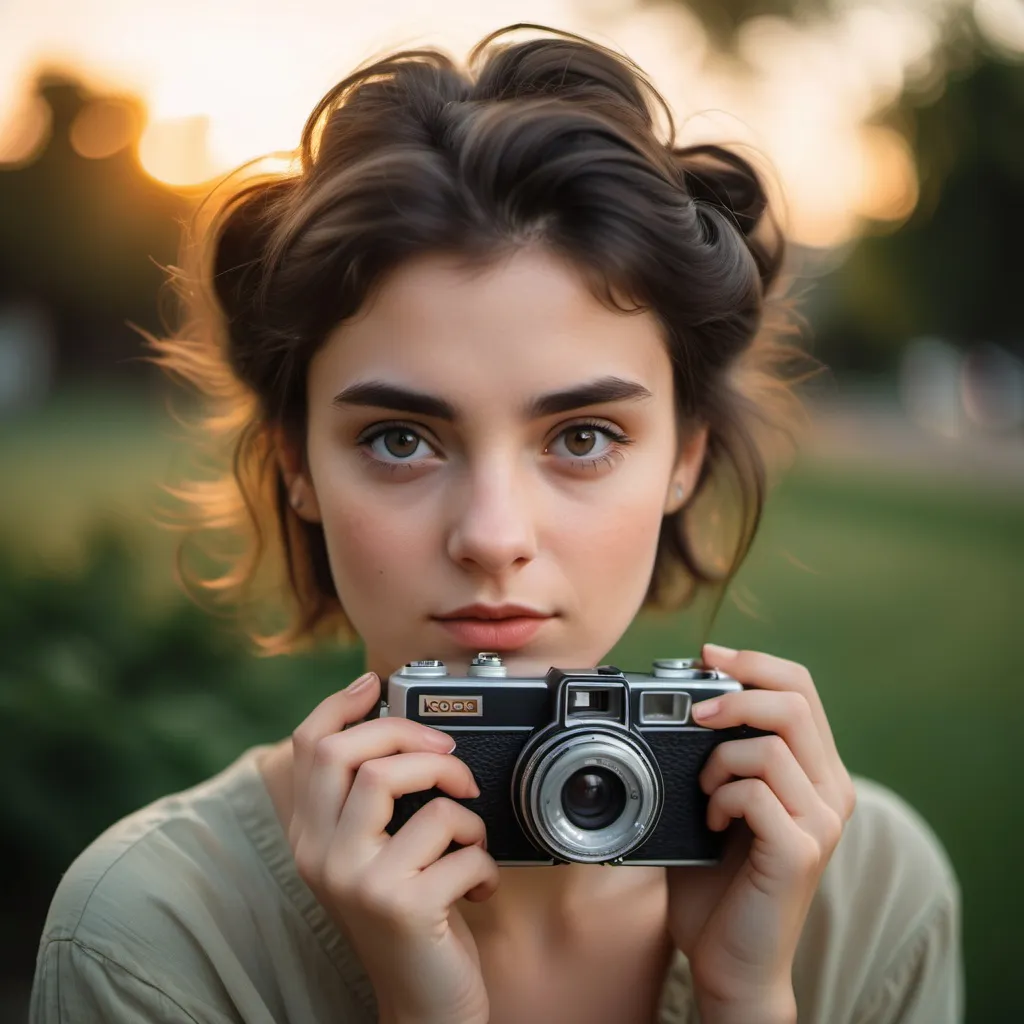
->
xmin=1 ymin=527 xmax=362 ymax=984
xmin=812 ymin=26 xmax=1024 ymax=370
xmin=4 ymin=463 xmax=1024 ymax=1020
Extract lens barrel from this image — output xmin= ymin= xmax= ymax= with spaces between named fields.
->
xmin=514 ymin=727 xmax=663 ymax=863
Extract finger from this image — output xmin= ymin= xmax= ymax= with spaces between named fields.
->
xmin=376 ymin=797 xmax=487 ymax=874
xmin=298 ymin=719 xmax=458 ymax=863
xmin=291 ymin=673 xmax=381 ymax=825
xmin=692 ymin=688 xmax=831 ymax=787
xmin=702 ymin=645 xmax=840 ymax=761
xmin=701 ymin=734 xmax=819 ymax=808
xmin=337 ymin=752 xmax=480 ymax=847
xmin=708 ymin=778 xmax=824 ymax=884
xmin=417 ymin=841 xmax=500 ymax=906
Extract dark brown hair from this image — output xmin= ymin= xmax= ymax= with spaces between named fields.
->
xmin=149 ymin=23 xmax=810 ymax=652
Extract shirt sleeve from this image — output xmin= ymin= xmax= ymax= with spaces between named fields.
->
xmin=854 ymin=888 xmax=964 ymax=1024
xmin=29 ymin=938 xmax=231 ymax=1024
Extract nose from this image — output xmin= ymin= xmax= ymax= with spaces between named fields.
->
xmin=445 ymin=459 xmax=539 ymax=576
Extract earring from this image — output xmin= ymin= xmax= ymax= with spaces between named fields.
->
xmin=289 ymin=488 xmax=304 ymax=510
xmin=674 ymin=483 xmax=684 ymax=501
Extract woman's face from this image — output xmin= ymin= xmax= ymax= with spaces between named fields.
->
xmin=293 ymin=246 xmax=706 ymax=678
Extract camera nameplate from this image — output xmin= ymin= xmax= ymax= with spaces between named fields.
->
xmin=418 ymin=694 xmax=484 ymax=716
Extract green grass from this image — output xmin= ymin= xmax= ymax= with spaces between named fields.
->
xmin=611 ymin=464 xmax=1024 ymax=1024
xmin=3 ymin=390 xmax=1022 ymax=1021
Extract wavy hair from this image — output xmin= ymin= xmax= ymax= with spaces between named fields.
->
xmin=147 ymin=23 xmax=812 ymax=653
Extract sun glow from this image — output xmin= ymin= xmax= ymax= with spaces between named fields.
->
xmin=0 ymin=0 xmax=966 ymax=248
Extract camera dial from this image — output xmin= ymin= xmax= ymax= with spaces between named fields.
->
xmin=651 ymin=658 xmax=722 ymax=681
xmin=400 ymin=660 xmax=448 ymax=678
xmin=468 ymin=652 xmax=507 ymax=677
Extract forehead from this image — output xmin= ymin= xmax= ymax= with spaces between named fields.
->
xmin=310 ymin=247 xmax=674 ymax=409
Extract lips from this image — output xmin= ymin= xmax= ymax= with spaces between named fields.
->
xmin=432 ymin=604 xmax=554 ymax=651
xmin=435 ymin=603 xmax=549 ymax=621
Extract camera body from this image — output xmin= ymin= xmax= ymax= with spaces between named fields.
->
xmin=382 ymin=653 xmax=761 ymax=865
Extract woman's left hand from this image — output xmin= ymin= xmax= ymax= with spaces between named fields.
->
xmin=666 ymin=644 xmax=857 ymax=1024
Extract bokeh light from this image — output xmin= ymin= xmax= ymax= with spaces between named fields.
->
xmin=974 ymin=0 xmax=1024 ymax=57
xmin=0 ymin=0 xmax=973 ymax=248
xmin=69 ymin=97 xmax=138 ymax=159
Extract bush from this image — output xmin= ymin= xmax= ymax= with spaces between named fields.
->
xmin=1 ymin=527 xmax=363 ymax=985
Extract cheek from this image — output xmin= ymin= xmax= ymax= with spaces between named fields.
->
xmin=317 ymin=496 xmax=427 ymax=604
xmin=555 ymin=486 xmax=665 ymax=590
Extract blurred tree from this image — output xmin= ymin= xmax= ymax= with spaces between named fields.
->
xmin=0 ymin=71 xmax=188 ymax=386
xmin=785 ymin=20 xmax=1024 ymax=372
xmin=655 ymin=0 xmax=825 ymax=49
xmin=2 ymin=5 xmax=1022 ymax=385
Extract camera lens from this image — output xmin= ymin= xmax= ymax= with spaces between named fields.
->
xmin=514 ymin=729 xmax=663 ymax=863
xmin=561 ymin=767 xmax=626 ymax=830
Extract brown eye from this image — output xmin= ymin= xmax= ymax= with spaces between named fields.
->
xmin=564 ymin=427 xmax=598 ymax=457
xmin=547 ymin=422 xmax=630 ymax=466
xmin=361 ymin=425 xmax=437 ymax=465
xmin=382 ymin=428 xmax=420 ymax=458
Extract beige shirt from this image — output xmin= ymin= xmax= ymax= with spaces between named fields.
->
xmin=29 ymin=744 xmax=963 ymax=1023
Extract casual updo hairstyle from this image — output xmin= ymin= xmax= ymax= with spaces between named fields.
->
xmin=150 ymin=22 xmax=809 ymax=652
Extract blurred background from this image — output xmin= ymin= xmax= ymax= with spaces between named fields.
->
xmin=1 ymin=0 xmax=1022 ymax=1020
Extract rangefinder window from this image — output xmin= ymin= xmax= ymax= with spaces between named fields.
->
xmin=639 ymin=690 xmax=692 ymax=725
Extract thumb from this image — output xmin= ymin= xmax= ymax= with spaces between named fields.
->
xmin=344 ymin=667 xmax=380 ymax=708
xmin=343 ymin=670 xmax=381 ymax=721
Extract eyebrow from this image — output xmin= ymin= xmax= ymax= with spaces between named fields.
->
xmin=332 ymin=376 xmax=653 ymax=420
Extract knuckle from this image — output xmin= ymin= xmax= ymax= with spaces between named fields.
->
xmin=312 ymin=733 xmax=345 ymax=768
xmin=785 ymin=690 xmax=811 ymax=720
xmin=463 ymin=842 xmax=498 ymax=879
xmin=423 ymin=796 xmax=459 ymax=825
xmin=821 ymin=806 xmax=844 ymax=848
xmin=772 ymin=652 xmax=812 ymax=688
xmin=704 ymin=743 xmax=727 ymax=772
xmin=747 ymin=777 xmax=773 ymax=802
xmin=795 ymin=663 xmax=815 ymax=690
xmin=792 ymin=831 xmax=822 ymax=872
xmin=841 ymin=778 xmax=858 ymax=819
xmin=354 ymin=758 xmax=387 ymax=789
xmin=766 ymin=734 xmax=791 ymax=765
xmin=293 ymin=846 xmax=320 ymax=887
xmin=291 ymin=722 xmax=318 ymax=756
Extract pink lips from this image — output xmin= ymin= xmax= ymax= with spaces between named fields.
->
xmin=432 ymin=603 xmax=553 ymax=651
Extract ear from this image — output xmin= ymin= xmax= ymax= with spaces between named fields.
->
xmin=275 ymin=425 xmax=323 ymax=524
xmin=664 ymin=423 xmax=709 ymax=515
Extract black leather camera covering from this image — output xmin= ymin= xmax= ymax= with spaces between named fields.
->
xmin=386 ymin=723 xmax=765 ymax=863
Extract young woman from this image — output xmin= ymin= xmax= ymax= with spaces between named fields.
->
xmin=31 ymin=24 xmax=962 ymax=1024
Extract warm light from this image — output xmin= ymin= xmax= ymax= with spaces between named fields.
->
xmin=0 ymin=0 xmax=962 ymax=238
xmin=974 ymin=0 xmax=1024 ymax=57
xmin=0 ymin=91 xmax=51 ymax=168
xmin=853 ymin=124 xmax=919 ymax=225
xmin=69 ymin=97 xmax=137 ymax=159
xmin=138 ymin=115 xmax=220 ymax=188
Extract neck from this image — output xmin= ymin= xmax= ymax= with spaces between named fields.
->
xmin=459 ymin=860 xmax=665 ymax=941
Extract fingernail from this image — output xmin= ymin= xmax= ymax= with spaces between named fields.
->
xmin=703 ymin=643 xmax=737 ymax=662
xmin=347 ymin=671 xmax=376 ymax=694
xmin=692 ymin=698 xmax=720 ymax=720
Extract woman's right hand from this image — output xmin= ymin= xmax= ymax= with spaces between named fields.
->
xmin=288 ymin=670 xmax=498 ymax=1024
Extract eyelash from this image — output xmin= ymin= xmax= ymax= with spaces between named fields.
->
xmin=355 ymin=419 xmax=634 ymax=474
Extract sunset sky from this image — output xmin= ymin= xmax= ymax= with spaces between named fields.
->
xmin=1 ymin=0 xmax=1021 ymax=248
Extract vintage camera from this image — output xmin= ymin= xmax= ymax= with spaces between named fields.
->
xmin=382 ymin=653 xmax=762 ymax=865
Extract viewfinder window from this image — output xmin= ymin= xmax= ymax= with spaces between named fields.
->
xmin=639 ymin=691 xmax=691 ymax=724
xmin=567 ymin=687 xmax=621 ymax=718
